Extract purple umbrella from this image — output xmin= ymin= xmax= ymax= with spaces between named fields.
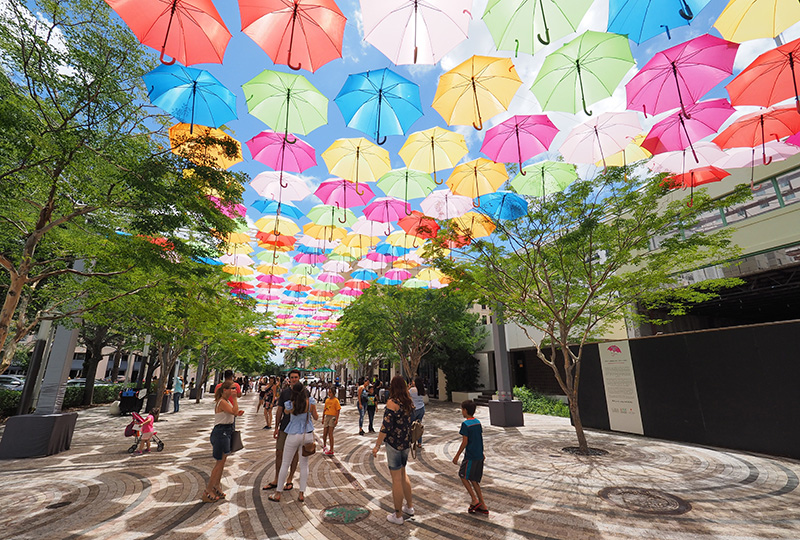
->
xmin=480 ymin=115 xmax=559 ymax=174
xmin=641 ymin=99 xmax=735 ymax=161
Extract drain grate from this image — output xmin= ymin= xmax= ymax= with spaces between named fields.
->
xmin=599 ymin=487 xmax=691 ymax=515
xmin=46 ymin=501 xmax=72 ymax=510
xmin=321 ymin=504 xmax=371 ymax=524
xmin=562 ymin=446 xmax=609 ymax=456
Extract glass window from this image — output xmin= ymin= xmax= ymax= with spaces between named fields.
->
xmin=777 ymin=169 xmax=800 ymax=206
xmin=686 ymin=208 xmax=725 ymax=236
xmin=723 ymin=181 xmax=780 ymax=224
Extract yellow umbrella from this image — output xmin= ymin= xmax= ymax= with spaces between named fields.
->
xmin=286 ymin=274 xmax=316 ymax=285
xmin=332 ymin=243 xmax=369 ymax=258
xmin=256 ymin=263 xmax=289 ymax=275
xmin=393 ymin=259 xmax=420 ymax=269
xmin=714 ymin=0 xmax=800 ymax=42
xmin=446 ymin=158 xmax=508 ymax=205
xmin=398 ymin=127 xmax=468 ymax=185
xmin=257 ymin=241 xmax=293 ymax=252
xmin=321 ymin=138 xmax=391 ymax=195
xmin=169 ymin=123 xmax=243 ymax=170
xmin=225 ymin=243 xmax=254 ymax=255
xmin=597 ymin=134 xmax=652 ymax=167
xmin=303 ymin=223 xmax=348 ymax=242
xmin=386 ymin=231 xmax=418 ymax=248
xmin=342 ymin=233 xmax=379 ymax=248
xmin=452 ymin=212 xmax=496 ymax=239
xmin=222 ymin=231 xmax=252 ymax=244
xmin=432 ymin=56 xmax=522 ymax=131
xmin=222 ymin=265 xmax=254 ymax=275
xmin=254 ymin=216 xmax=301 ymax=236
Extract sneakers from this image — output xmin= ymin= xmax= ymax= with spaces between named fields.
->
xmin=387 ymin=513 xmax=404 ymax=525
xmin=402 ymin=504 xmax=415 ymax=516
xmin=324 ymin=449 xmax=334 ymax=456
xmin=322 ymin=446 xmax=328 ymax=453
xmin=359 ymin=430 xmax=365 ymax=436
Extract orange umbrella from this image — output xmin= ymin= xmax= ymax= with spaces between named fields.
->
xmin=169 ymin=124 xmax=243 ymax=169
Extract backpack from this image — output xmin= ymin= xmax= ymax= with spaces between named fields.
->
xmin=409 ymin=419 xmax=424 ymax=458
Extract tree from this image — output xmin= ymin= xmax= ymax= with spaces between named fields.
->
xmin=338 ymin=285 xmax=485 ymax=377
xmin=432 ymin=167 xmax=749 ymax=454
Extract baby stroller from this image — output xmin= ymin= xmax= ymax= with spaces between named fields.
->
xmin=124 ymin=412 xmax=165 ymax=453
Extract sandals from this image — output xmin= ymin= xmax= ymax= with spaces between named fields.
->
xmin=283 ymin=482 xmax=293 ymax=491
xmin=473 ymin=505 xmax=489 ymax=515
xmin=201 ymin=491 xmax=220 ymax=503
xmin=268 ymin=494 xmax=281 ymax=502
xmin=213 ymin=488 xmax=226 ymax=499
xmin=262 ymin=482 xmax=278 ymax=491
xmin=297 ymin=493 xmax=305 ymax=503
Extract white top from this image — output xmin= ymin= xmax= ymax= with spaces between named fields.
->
xmin=410 ymin=387 xmax=425 ymax=410
xmin=214 ymin=400 xmax=235 ymax=425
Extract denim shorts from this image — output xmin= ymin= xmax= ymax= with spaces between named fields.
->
xmin=210 ymin=423 xmax=233 ymax=460
xmin=385 ymin=444 xmax=409 ymax=471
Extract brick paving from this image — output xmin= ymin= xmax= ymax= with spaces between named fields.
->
xmin=0 ymin=393 xmax=798 ymax=539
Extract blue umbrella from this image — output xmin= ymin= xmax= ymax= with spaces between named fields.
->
xmin=375 ymin=243 xmax=410 ymax=257
xmin=351 ymin=269 xmax=378 ymax=280
xmin=143 ymin=64 xmax=237 ymax=133
xmin=476 ymin=191 xmax=529 ymax=221
xmin=607 ymin=0 xmax=713 ymax=43
xmin=334 ymin=68 xmax=423 ymax=145
xmin=251 ymin=200 xmax=306 ymax=219
xmin=377 ymin=276 xmax=403 ymax=285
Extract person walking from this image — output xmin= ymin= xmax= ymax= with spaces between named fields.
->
xmin=203 ymin=381 xmax=244 ymax=503
xmin=372 ymin=375 xmax=415 ymax=525
xmin=262 ymin=376 xmax=277 ymax=429
xmin=321 ymin=387 xmax=341 ymax=455
xmin=172 ymin=376 xmax=184 ymax=413
xmin=262 ymin=370 xmax=300 ymax=492
xmin=268 ymin=381 xmax=318 ymax=503
xmin=452 ymin=400 xmax=488 ymax=515
xmin=409 ymin=377 xmax=426 ymax=447
xmin=365 ymin=384 xmax=378 ymax=433
xmin=356 ymin=377 xmax=367 ymax=436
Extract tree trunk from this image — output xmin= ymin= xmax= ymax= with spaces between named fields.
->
xmin=81 ymin=326 xmax=108 ymax=406
xmin=0 ymin=272 xmax=27 ymax=373
xmin=109 ymin=346 xmax=122 ymax=384
xmin=568 ymin=391 xmax=589 ymax=454
xmin=195 ymin=344 xmax=208 ymax=403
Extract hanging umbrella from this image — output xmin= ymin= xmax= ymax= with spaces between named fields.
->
xmin=350 ymin=216 xmax=395 ymax=237
xmin=307 ymin=204 xmax=358 ymax=227
xmin=713 ymin=0 xmax=800 ymax=43
xmin=480 ymin=114 xmax=558 ymax=173
xmin=402 ymin=278 xmax=430 ymax=289
xmin=607 ymin=0 xmax=713 ymax=44
xmin=246 ymin=130 xmax=316 ymax=177
xmin=531 ymin=31 xmax=634 ymax=116
xmin=106 ymin=0 xmax=231 ymax=65
xmin=363 ymin=197 xmax=412 ymax=233
xmin=257 ymin=263 xmax=289 ymax=275
xmin=335 ymin=68 xmax=423 ymax=145
xmin=342 ymin=233 xmax=380 ymax=250
xmin=303 ymin=223 xmax=348 ymax=242
xmin=727 ymin=37 xmax=800 ymax=114
xmin=476 ymin=190 xmax=528 ymax=221
xmin=446 ymin=158 xmax=508 ymax=206
xmin=420 ymin=189 xmax=473 ymax=219
xmin=256 ymin=250 xmax=292 ymax=264
xmin=510 ymin=161 xmax=578 ymax=198
xmin=451 ymin=212 xmax=497 ymax=239
xmin=384 ymin=233 xmax=417 ymax=249
xmin=716 ymin=142 xmax=800 ymax=188
xmin=343 ymin=279 xmax=371 ymax=290
xmin=559 ymin=111 xmax=641 ymax=168
xmin=377 ymin=169 xmax=436 ymax=210
xmin=294 ymin=252 xmax=327 ymax=264
xmin=599 ymin=134 xmax=652 ymax=167
xmin=169 ymin=124 xmax=242 ymax=169
xmin=626 ymin=34 xmax=738 ymax=119
xmin=713 ymin=105 xmax=800 ymax=166
xmin=351 ymin=268 xmax=378 ymax=280
xmin=664 ymin=166 xmax=730 ymax=206
xmin=143 ymin=64 xmax=237 ymax=132
xmin=321 ymin=138 xmax=391 ymax=196
xmin=648 ymin=142 xmax=728 ymax=174
xmin=238 ymin=0 xmax=346 ymax=72
xmin=251 ymin=200 xmax=306 ymax=220
xmin=360 ymin=0 xmax=471 ymax=65
xmin=433 ymin=56 xmax=523 ymax=130
xmin=250 ymin=171 xmax=312 ymax=201
xmin=322 ymin=260 xmax=351 ymax=273
xmin=318 ymin=272 xmax=346 ymax=284
xmin=357 ymin=258 xmax=387 ymax=271
xmin=398 ymin=211 xmax=440 ymax=240
xmin=399 ymin=127 xmax=468 ymax=185
xmin=385 ymin=269 xmax=412 ymax=281
xmin=314 ymin=179 xmax=375 ymax=220
xmin=482 ymin=0 xmax=593 ymax=56
xmin=256 ymin=232 xmax=297 ymax=250
xmin=641 ymin=99 xmax=735 ymax=160
xmin=242 ymin=69 xmax=328 ymax=138
xmin=255 ymin=216 xmax=301 ymax=236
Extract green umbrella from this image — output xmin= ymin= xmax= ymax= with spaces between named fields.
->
xmin=256 ymin=251 xmax=291 ymax=264
xmin=377 ymin=168 xmax=436 ymax=203
xmin=307 ymin=204 xmax=357 ymax=227
xmin=402 ymin=278 xmax=430 ymax=289
xmin=328 ymin=252 xmax=357 ymax=262
xmin=315 ymin=367 xmax=335 ymax=373
xmin=511 ymin=161 xmax=578 ymax=197
xmin=292 ymin=263 xmax=320 ymax=276
xmin=483 ymin=0 xmax=593 ymax=56
xmin=530 ymin=31 xmax=634 ymax=116
xmin=242 ymin=69 xmax=328 ymax=137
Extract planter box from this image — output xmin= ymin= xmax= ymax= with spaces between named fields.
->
xmin=451 ymin=391 xmax=482 ymax=403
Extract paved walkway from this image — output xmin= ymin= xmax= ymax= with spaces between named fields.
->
xmin=0 ymin=393 xmax=798 ymax=539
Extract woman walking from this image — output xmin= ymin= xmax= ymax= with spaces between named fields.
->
xmin=409 ymin=377 xmax=426 ymax=447
xmin=269 ymin=382 xmax=318 ymax=503
xmin=203 ymin=380 xmax=243 ymax=502
xmin=372 ymin=375 xmax=415 ymax=525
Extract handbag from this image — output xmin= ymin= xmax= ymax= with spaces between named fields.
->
xmin=231 ymin=430 xmax=244 ymax=452
xmin=301 ymin=408 xmax=316 ymax=456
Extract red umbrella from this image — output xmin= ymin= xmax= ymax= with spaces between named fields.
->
xmin=713 ymin=105 xmax=800 ymax=166
xmin=256 ymin=231 xmax=297 ymax=249
xmin=238 ymin=0 xmax=347 ymax=73
xmin=397 ymin=210 xmax=440 ymax=240
xmin=663 ymin=166 xmax=730 ymax=206
xmin=480 ymin=115 xmax=558 ymax=174
xmin=343 ymin=279 xmax=371 ymax=290
xmin=642 ymin=99 xmax=735 ymax=161
xmin=727 ymin=37 xmax=800 ymax=113
xmin=626 ymin=34 xmax=738 ymax=118
xmin=106 ymin=0 xmax=232 ymax=65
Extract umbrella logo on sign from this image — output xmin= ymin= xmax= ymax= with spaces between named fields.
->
xmin=607 ymin=345 xmax=622 ymax=355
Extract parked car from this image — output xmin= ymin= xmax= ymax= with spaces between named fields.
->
xmin=0 ymin=375 xmax=25 ymax=391
xmin=65 ymin=378 xmax=111 ymax=387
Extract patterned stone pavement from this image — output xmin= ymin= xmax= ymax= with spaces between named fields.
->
xmin=0 ymin=393 xmax=798 ymax=539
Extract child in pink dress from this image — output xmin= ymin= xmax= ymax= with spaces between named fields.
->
xmin=136 ymin=408 xmax=158 ymax=454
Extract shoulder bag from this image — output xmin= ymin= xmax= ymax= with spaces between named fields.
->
xmin=301 ymin=403 xmax=316 ymax=456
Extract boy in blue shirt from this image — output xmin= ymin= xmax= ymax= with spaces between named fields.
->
xmin=452 ymin=400 xmax=488 ymax=515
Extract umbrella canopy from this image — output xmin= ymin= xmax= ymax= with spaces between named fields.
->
xmin=648 ymin=141 xmax=728 ymax=173
xmin=511 ymin=161 xmax=578 ymax=197
xmin=481 ymin=114 xmax=558 ymax=172
xmin=351 ymin=269 xmax=378 ymax=280
xmin=559 ymin=111 xmax=641 ymax=167
xmin=321 ymin=138 xmax=391 ymax=195
xmin=385 ymin=268 xmax=412 ymax=281
xmin=607 ymin=0 xmax=712 ymax=44
xmin=476 ymin=190 xmax=528 ymax=220
xmin=251 ymin=200 xmax=306 ymax=219
xmin=360 ymin=0 xmax=471 ymax=65
xmin=452 ymin=212 xmax=497 ymax=239
xmin=717 ymin=141 xmax=800 ymax=169
xmin=377 ymin=169 xmax=436 ymax=205
xmin=342 ymin=233 xmax=380 ymax=249
xmin=446 ymin=158 xmax=508 ymax=205
xmin=626 ymin=34 xmax=739 ymax=118
xmin=642 ymin=99 xmax=735 ymax=159
xmin=531 ymin=31 xmax=634 ymax=116
xmin=335 ymin=68 xmax=423 ymax=144
xmin=256 ymin=250 xmax=292 ymax=264
xmin=143 ymin=64 xmax=237 ymax=131
xmin=308 ymin=204 xmax=357 ymax=227
xmin=398 ymin=127 xmax=468 ymax=184
xmin=420 ymin=189 xmax=473 ymax=219
xmin=363 ymin=197 xmax=412 ymax=225
xmin=106 ymin=0 xmax=231 ymax=65
xmin=713 ymin=0 xmax=800 ymax=43
xmin=169 ymin=124 xmax=242 ymax=169
xmin=433 ymin=56 xmax=522 ymax=130
xmin=250 ymin=171 xmax=312 ymax=201
xmin=255 ymin=216 xmax=301 ymax=236
xmin=246 ymin=130 xmax=316 ymax=172
xmin=600 ymin=134 xmax=652 ymax=167
xmin=303 ymin=223 xmax=348 ymax=241
xmin=398 ymin=210 xmax=440 ymax=240
xmin=350 ymin=216 xmax=395 ymax=236
xmin=713 ymin=105 xmax=800 ymax=165
xmin=482 ymin=0 xmax=593 ymax=56
xmin=239 ymin=0 xmax=346 ymax=73
xmin=314 ymin=178 xmax=375 ymax=210
xmin=727 ymin=37 xmax=800 ymax=114
xmin=664 ymin=165 xmax=730 ymax=205
xmin=243 ymin=69 xmax=328 ymax=136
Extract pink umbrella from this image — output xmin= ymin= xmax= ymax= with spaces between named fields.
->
xmin=257 ymin=294 xmax=281 ymax=301
xmin=256 ymin=274 xmax=285 ymax=284
xmin=250 ymin=171 xmax=312 ymax=201
xmin=318 ymin=272 xmax=345 ymax=283
xmin=207 ymin=196 xmax=246 ymax=218
xmin=626 ymin=34 xmax=739 ymax=118
xmin=293 ymin=252 xmax=327 ymax=264
xmin=246 ymin=130 xmax=316 ymax=174
xmin=314 ymin=178 xmax=375 ymax=210
xmin=339 ymin=288 xmax=364 ymax=297
xmin=480 ymin=115 xmax=559 ymax=174
xmin=559 ymin=111 xmax=641 ymax=168
xmin=357 ymin=257 xmax=386 ymax=270
xmin=716 ymin=141 xmax=800 ymax=189
xmin=385 ymin=268 xmax=411 ymax=281
xmin=648 ymin=142 xmax=728 ymax=174
xmin=641 ymin=99 xmax=735 ymax=160
xmin=322 ymin=260 xmax=351 ymax=273
xmin=366 ymin=251 xmax=396 ymax=262
xmin=363 ymin=197 xmax=411 ymax=234
xmin=420 ymin=189 xmax=473 ymax=219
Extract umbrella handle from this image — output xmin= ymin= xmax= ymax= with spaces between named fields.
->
xmin=473 ymin=196 xmax=481 ymax=208
xmin=520 ymin=166 xmax=526 ymax=176
xmin=377 ymin=135 xmax=387 ymax=146
xmin=159 ymin=50 xmax=176 ymax=65
xmin=473 ymin=118 xmax=483 ymax=130
xmin=434 ymin=172 xmax=444 ymax=185
xmin=537 ymin=27 xmax=550 ymax=46
xmin=285 ymin=133 xmax=297 ymax=145
xmin=763 ymin=154 xmax=773 ymax=166
xmin=582 ymin=102 xmax=592 ymax=117
xmin=679 ymin=1 xmax=694 ymax=20
xmin=354 ymin=181 xmax=366 ymax=197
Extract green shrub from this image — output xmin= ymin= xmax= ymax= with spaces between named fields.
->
xmin=0 ymin=390 xmax=21 ymax=416
xmin=513 ymin=386 xmax=570 ymax=417
xmin=1 ymin=384 xmax=132 ymax=417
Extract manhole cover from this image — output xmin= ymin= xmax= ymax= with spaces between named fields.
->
xmin=46 ymin=501 xmax=72 ymax=509
xmin=598 ymin=487 xmax=691 ymax=515
xmin=321 ymin=504 xmax=371 ymax=524
xmin=562 ymin=446 xmax=609 ymax=456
